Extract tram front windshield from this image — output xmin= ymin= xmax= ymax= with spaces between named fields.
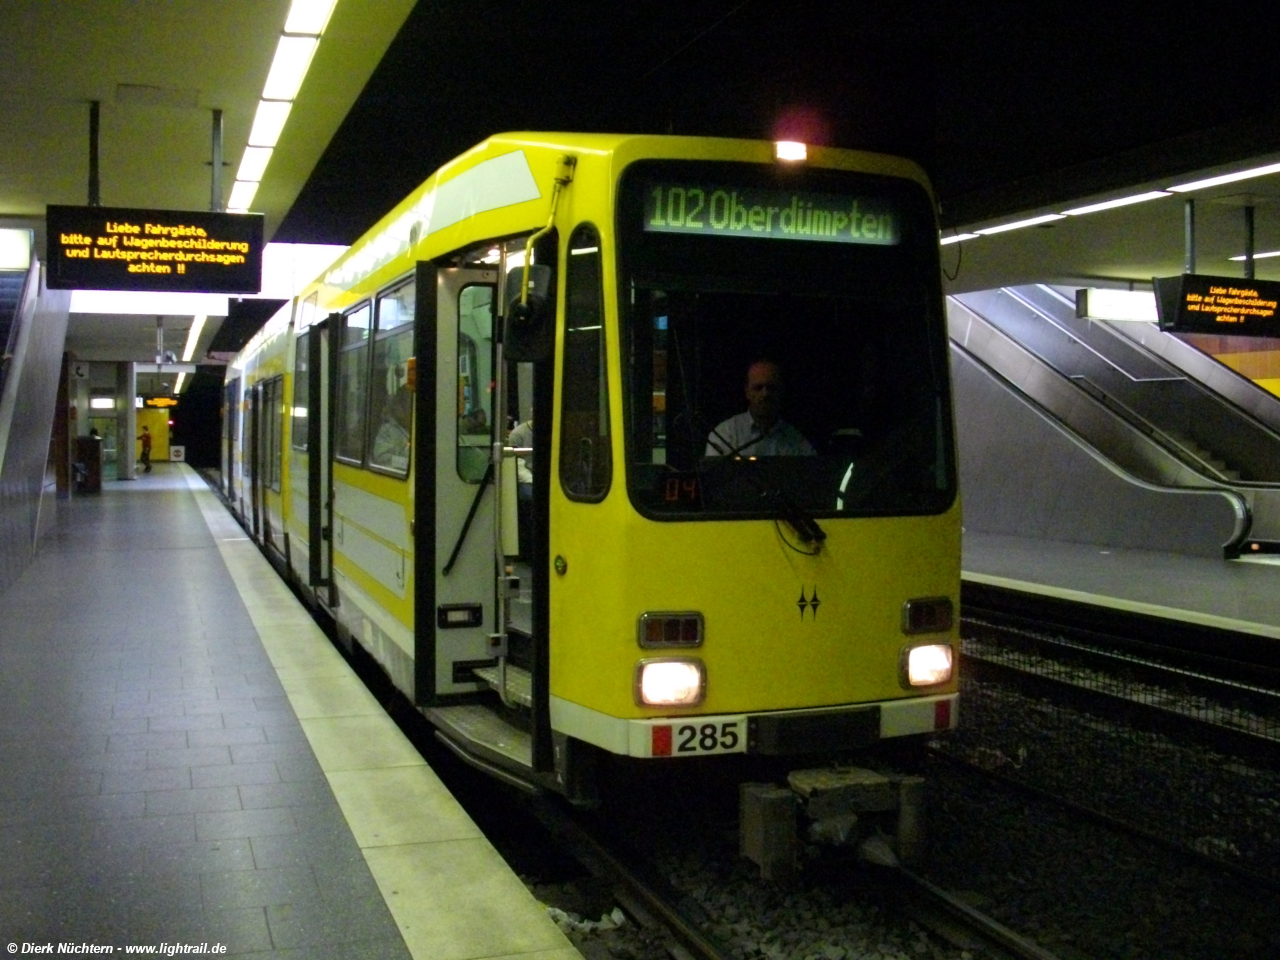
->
xmin=617 ymin=160 xmax=955 ymax=521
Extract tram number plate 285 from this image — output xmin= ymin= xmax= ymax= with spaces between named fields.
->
xmin=651 ymin=719 xmax=746 ymax=756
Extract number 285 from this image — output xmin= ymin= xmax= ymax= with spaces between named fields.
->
xmin=675 ymin=722 xmax=740 ymax=752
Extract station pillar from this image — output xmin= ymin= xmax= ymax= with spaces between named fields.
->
xmin=116 ymin=362 xmax=136 ymax=480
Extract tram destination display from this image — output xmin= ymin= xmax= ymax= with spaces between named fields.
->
xmin=644 ymin=181 xmax=899 ymax=245
xmin=47 ymin=205 xmax=264 ymax=293
xmin=1154 ymin=274 xmax=1280 ymax=337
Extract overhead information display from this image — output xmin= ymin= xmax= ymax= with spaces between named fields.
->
xmin=1154 ymin=274 xmax=1280 ymax=337
xmin=46 ymin=205 xmax=264 ymax=293
xmin=643 ymin=181 xmax=899 ymax=245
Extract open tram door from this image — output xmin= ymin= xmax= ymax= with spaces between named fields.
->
xmin=414 ymin=233 xmax=559 ymax=792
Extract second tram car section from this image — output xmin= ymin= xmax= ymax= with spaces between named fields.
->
xmin=224 ymin=133 xmax=960 ymax=876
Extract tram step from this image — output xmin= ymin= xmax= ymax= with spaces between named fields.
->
xmin=473 ymin=663 xmax=534 ymax=708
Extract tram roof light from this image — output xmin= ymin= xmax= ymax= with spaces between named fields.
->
xmin=284 ymin=0 xmax=338 ymax=35
xmin=262 ymin=36 xmax=318 ymax=101
xmin=974 ymin=214 xmax=1066 ymax=235
xmin=236 ymin=147 xmax=273 ymax=184
xmin=775 ymin=141 xmax=807 ymax=162
xmin=248 ymin=100 xmax=293 ymax=148
xmin=1168 ymin=161 xmax=1280 ymax=193
xmin=228 ymin=180 xmax=260 ymax=213
xmin=1062 ymin=191 xmax=1171 ymax=215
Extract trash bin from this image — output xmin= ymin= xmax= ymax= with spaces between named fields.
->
xmin=74 ymin=435 xmax=103 ymax=493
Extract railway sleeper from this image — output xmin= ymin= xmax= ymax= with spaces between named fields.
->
xmin=740 ymin=767 xmax=926 ymax=880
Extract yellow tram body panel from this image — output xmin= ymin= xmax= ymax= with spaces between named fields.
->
xmin=548 ymin=503 xmax=960 ymax=720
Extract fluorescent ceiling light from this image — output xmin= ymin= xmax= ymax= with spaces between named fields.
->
xmin=939 ymin=233 xmax=979 ymax=246
xmin=1168 ymin=162 xmax=1280 ymax=193
xmin=236 ymin=147 xmax=273 ymax=183
xmin=90 ymin=397 xmax=115 ymax=410
xmin=173 ymin=372 xmax=187 ymax=394
xmin=1076 ymin=288 xmax=1157 ymax=322
xmin=974 ymin=214 xmax=1066 ymax=236
xmin=285 ymin=0 xmax=338 ymax=35
xmin=1063 ymin=191 xmax=1171 ymax=215
xmin=228 ymin=180 xmax=260 ymax=212
xmin=262 ymin=36 xmax=318 ymax=101
xmin=0 ymin=228 xmax=32 ymax=270
xmin=248 ymin=100 xmax=293 ymax=148
xmin=1229 ymin=249 xmax=1280 ymax=262
xmin=259 ymin=243 xmax=348 ymax=298
xmin=181 ymin=315 xmax=207 ymax=363
xmin=70 ymin=291 xmax=228 ymax=315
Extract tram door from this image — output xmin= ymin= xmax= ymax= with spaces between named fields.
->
xmin=306 ymin=317 xmax=336 ymax=606
xmin=424 ymin=266 xmax=499 ymax=699
xmin=246 ymin=385 xmax=261 ymax=540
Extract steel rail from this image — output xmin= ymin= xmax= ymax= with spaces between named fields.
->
xmin=883 ymin=862 xmax=1066 ymax=960
xmin=529 ymin=799 xmax=732 ymax=960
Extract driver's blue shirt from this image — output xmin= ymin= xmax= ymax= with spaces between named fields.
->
xmin=705 ymin=412 xmax=815 ymax=457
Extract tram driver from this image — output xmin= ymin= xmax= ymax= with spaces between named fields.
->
xmin=706 ymin=360 xmax=815 ymax=457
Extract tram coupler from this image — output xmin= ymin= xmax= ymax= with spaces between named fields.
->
xmin=740 ymin=766 xmax=927 ymax=878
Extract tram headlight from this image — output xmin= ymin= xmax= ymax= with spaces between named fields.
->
xmin=903 ymin=644 xmax=954 ymax=687
xmin=636 ymin=658 xmax=705 ymax=706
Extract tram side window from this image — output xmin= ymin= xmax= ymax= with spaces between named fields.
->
xmin=334 ymin=303 xmax=371 ymax=463
xmin=368 ymin=281 xmax=416 ymax=477
xmin=291 ymin=333 xmax=308 ymax=451
xmin=457 ymin=284 xmax=495 ymax=483
xmin=263 ymin=376 xmax=284 ymax=492
xmin=559 ymin=224 xmax=611 ymax=501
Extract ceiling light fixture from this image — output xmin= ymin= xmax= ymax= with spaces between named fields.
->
xmin=1229 ymin=249 xmax=1280 ymax=262
xmin=1076 ymin=288 xmax=1158 ymax=322
xmin=262 ymin=36 xmax=319 ymax=101
xmin=228 ymin=181 xmax=259 ymax=212
xmin=974 ymin=214 xmax=1066 ymax=236
xmin=939 ymin=233 xmax=979 ymax=246
xmin=228 ymin=1 xmax=339 ymax=213
xmin=0 ymin=228 xmax=32 ymax=270
xmin=236 ymin=147 xmax=273 ymax=184
xmin=285 ymin=0 xmax=339 ymax=34
xmin=1062 ymin=191 xmax=1171 ymax=215
xmin=247 ymin=101 xmax=293 ymax=148
xmin=181 ymin=315 xmax=207 ymax=363
xmin=1167 ymin=161 xmax=1280 ymax=193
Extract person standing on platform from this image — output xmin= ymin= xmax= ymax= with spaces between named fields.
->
xmin=138 ymin=425 xmax=152 ymax=473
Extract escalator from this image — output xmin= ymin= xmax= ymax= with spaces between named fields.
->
xmin=949 ymin=287 xmax=1250 ymax=557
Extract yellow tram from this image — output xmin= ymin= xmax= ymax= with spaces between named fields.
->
xmin=224 ymin=132 xmax=960 ymax=867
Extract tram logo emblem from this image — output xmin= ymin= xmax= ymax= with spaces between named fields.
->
xmin=797 ymin=587 xmax=821 ymax=620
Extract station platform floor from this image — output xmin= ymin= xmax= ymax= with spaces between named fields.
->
xmin=963 ymin=532 xmax=1280 ymax=639
xmin=0 ymin=463 xmax=579 ymax=960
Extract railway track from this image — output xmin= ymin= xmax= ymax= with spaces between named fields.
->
xmin=945 ymin=585 xmax=1280 ymax=896
xmin=534 ymin=795 xmax=1072 ymax=960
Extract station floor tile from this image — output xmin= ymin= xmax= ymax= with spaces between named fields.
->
xmin=0 ymin=465 xmax=578 ymax=959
